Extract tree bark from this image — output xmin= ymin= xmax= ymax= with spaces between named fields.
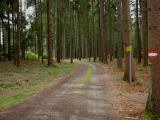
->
xmin=92 ymin=0 xmax=96 ymax=62
xmin=136 ymin=0 xmax=142 ymax=64
xmin=56 ymin=0 xmax=61 ymax=63
xmin=109 ymin=11 xmax=113 ymax=62
xmin=142 ymin=0 xmax=148 ymax=66
xmin=122 ymin=0 xmax=135 ymax=82
xmin=40 ymin=0 xmax=43 ymax=63
xmin=0 ymin=19 xmax=1 ymax=61
xmin=69 ymin=1 xmax=73 ymax=63
xmin=15 ymin=0 xmax=20 ymax=67
xmin=47 ymin=0 xmax=53 ymax=65
xmin=99 ymin=0 xmax=107 ymax=63
xmin=116 ymin=0 xmax=123 ymax=69
xmin=8 ymin=9 xmax=11 ymax=61
xmin=77 ymin=7 xmax=82 ymax=61
xmin=147 ymin=0 xmax=160 ymax=118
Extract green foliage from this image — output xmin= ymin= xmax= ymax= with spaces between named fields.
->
xmin=26 ymin=51 xmax=38 ymax=60
xmin=144 ymin=111 xmax=153 ymax=120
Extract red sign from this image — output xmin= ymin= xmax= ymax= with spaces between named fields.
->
xmin=148 ymin=50 xmax=158 ymax=60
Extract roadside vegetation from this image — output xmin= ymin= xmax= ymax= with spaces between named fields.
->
xmin=0 ymin=61 xmax=77 ymax=108
xmin=144 ymin=111 xmax=153 ymax=120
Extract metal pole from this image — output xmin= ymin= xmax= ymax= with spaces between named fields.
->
xmin=129 ymin=48 xmax=132 ymax=84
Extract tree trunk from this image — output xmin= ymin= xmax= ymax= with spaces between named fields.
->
xmin=69 ymin=1 xmax=73 ymax=63
xmin=99 ymin=0 xmax=107 ymax=63
xmin=91 ymin=0 xmax=96 ymax=62
xmin=142 ymin=0 xmax=148 ymax=66
xmin=77 ymin=8 xmax=82 ymax=61
xmin=116 ymin=0 xmax=123 ymax=69
xmin=87 ymin=11 xmax=91 ymax=62
xmin=47 ymin=0 xmax=53 ymax=65
xmin=12 ymin=9 xmax=15 ymax=63
xmin=109 ymin=12 xmax=113 ymax=62
xmin=122 ymin=0 xmax=135 ymax=82
xmin=0 ymin=19 xmax=1 ymax=61
xmin=0 ymin=19 xmax=2 ymax=61
xmin=8 ymin=10 xmax=11 ymax=61
xmin=57 ymin=0 xmax=61 ymax=63
xmin=2 ymin=17 xmax=7 ymax=61
xmin=15 ymin=0 xmax=20 ymax=67
xmin=40 ymin=0 xmax=44 ymax=63
xmin=147 ymin=0 xmax=160 ymax=118
xmin=136 ymin=0 xmax=142 ymax=64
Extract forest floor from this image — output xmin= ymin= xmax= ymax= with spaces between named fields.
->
xmin=0 ymin=61 xmax=77 ymax=108
xmin=0 ymin=60 xmax=149 ymax=120
xmin=99 ymin=60 xmax=149 ymax=120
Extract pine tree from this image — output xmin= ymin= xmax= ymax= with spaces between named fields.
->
xmin=147 ymin=0 xmax=160 ymax=118
xmin=47 ymin=0 xmax=53 ymax=65
xmin=122 ymin=0 xmax=135 ymax=82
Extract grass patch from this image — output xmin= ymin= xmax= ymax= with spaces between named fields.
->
xmin=26 ymin=51 xmax=38 ymax=60
xmin=144 ymin=111 xmax=153 ymax=120
xmin=80 ymin=66 xmax=94 ymax=84
xmin=0 ymin=95 xmax=27 ymax=108
xmin=0 ymin=61 xmax=77 ymax=108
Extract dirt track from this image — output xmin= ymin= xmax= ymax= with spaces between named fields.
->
xmin=0 ymin=62 xmax=121 ymax=120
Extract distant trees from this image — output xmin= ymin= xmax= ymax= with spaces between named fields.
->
xmin=0 ymin=0 xmax=150 ymax=68
xmin=0 ymin=0 xmax=23 ymax=66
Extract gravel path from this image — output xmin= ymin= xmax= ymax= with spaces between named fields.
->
xmin=0 ymin=62 xmax=120 ymax=120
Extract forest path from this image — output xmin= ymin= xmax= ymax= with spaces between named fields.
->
xmin=0 ymin=62 xmax=120 ymax=120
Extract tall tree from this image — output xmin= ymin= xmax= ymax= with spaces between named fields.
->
xmin=40 ymin=0 xmax=43 ymax=63
xmin=136 ymin=0 xmax=142 ymax=63
xmin=0 ymin=19 xmax=1 ymax=61
xmin=77 ymin=0 xmax=82 ymax=61
xmin=108 ymin=0 xmax=114 ymax=62
xmin=69 ymin=0 xmax=74 ymax=63
xmin=99 ymin=0 xmax=107 ymax=63
xmin=7 ymin=7 xmax=11 ymax=61
xmin=141 ymin=0 xmax=148 ymax=66
xmin=91 ymin=0 xmax=96 ymax=62
xmin=47 ymin=0 xmax=53 ymax=65
xmin=116 ymin=0 xmax=123 ymax=69
xmin=14 ymin=0 xmax=20 ymax=67
xmin=122 ymin=0 xmax=135 ymax=82
xmin=56 ymin=0 xmax=61 ymax=63
xmin=147 ymin=0 xmax=160 ymax=118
